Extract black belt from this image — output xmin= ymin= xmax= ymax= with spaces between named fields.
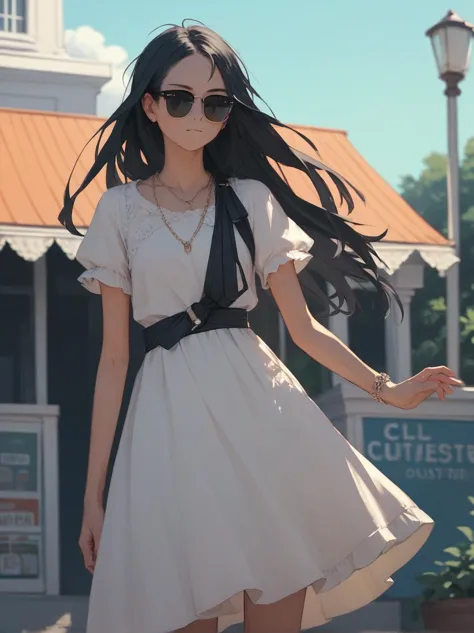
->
xmin=143 ymin=302 xmax=249 ymax=353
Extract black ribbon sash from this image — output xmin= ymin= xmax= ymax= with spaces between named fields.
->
xmin=143 ymin=179 xmax=256 ymax=352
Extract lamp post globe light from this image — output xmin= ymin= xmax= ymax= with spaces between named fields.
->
xmin=425 ymin=10 xmax=474 ymax=379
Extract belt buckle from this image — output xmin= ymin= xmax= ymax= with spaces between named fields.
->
xmin=186 ymin=306 xmax=202 ymax=331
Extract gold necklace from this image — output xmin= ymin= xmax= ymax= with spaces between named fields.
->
xmin=155 ymin=174 xmax=211 ymax=209
xmin=152 ymin=175 xmax=214 ymax=254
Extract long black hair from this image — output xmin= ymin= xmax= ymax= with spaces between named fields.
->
xmin=59 ymin=21 xmax=402 ymax=318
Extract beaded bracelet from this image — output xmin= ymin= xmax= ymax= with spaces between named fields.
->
xmin=371 ymin=372 xmax=391 ymax=403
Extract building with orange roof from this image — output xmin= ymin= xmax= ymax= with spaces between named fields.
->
xmin=0 ymin=106 xmax=459 ymax=387
xmin=1 ymin=3 xmax=472 ymax=633
xmin=0 ymin=108 xmax=456 ymax=252
xmin=0 ymin=0 xmax=113 ymax=606
xmin=0 ymin=107 xmax=462 ymax=604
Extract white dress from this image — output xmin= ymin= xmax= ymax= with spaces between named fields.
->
xmin=76 ymin=178 xmax=433 ymax=633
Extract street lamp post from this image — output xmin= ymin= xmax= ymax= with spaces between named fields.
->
xmin=426 ymin=10 xmax=474 ymax=378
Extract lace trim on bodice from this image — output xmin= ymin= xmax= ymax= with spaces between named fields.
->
xmin=124 ymin=182 xmax=216 ymax=260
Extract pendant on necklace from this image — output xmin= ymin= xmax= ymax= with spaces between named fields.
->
xmin=184 ymin=243 xmax=192 ymax=254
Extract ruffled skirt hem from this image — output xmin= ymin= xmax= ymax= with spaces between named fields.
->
xmin=186 ymin=504 xmax=433 ymax=632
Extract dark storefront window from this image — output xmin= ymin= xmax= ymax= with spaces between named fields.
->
xmin=348 ymin=288 xmax=386 ymax=373
xmin=47 ymin=245 xmax=94 ymax=596
xmin=286 ymin=274 xmax=332 ymax=397
xmin=285 ymin=308 xmax=332 ymax=398
xmin=47 ymin=244 xmax=145 ymax=595
xmin=250 ymin=275 xmax=332 ymax=398
xmin=249 ymin=283 xmax=281 ymax=355
xmin=285 ymin=331 xmax=332 ymax=397
xmin=0 ymin=245 xmax=35 ymax=403
xmin=252 ymin=283 xmax=388 ymax=397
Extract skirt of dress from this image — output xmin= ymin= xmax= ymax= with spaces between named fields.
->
xmin=86 ymin=328 xmax=433 ymax=633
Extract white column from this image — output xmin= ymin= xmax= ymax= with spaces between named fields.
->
xmin=328 ymin=311 xmax=349 ymax=386
xmin=326 ymin=283 xmax=350 ymax=345
xmin=384 ymin=262 xmax=424 ymax=382
xmin=33 ymin=255 xmax=48 ymax=405
xmin=326 ymin=282 xmax=350 ymax=387
xmin=385 ymin=289 xmax=414 ymax=382
xmin=43 ymin=413 xmax=60 ymax=595
xmin=328 ymin=310 xmax=349 ymax=345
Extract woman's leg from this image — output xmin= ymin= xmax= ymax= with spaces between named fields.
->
xmin=175 ymin=618 xmax=218 ymax=633
xmin=244 ymin=588 xmax=306 ymax=633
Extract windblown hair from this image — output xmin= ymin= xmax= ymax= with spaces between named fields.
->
xmin=59 ymin=21 xmax=402 ymax=318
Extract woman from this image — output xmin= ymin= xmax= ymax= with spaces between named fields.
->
xmin=60 ymin=22 xmax=463 ymax=633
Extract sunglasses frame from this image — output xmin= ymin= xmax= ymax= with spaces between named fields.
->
xmin=158 ymin=90 xmax=234 ymax=123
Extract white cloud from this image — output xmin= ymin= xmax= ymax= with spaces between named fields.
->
xmin=64 ymin=26 xmax=131 ymax=117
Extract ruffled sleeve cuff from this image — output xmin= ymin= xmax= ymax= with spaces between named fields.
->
xmin=259 ymin=249 xmax=313 ymax=290
xmin=78 ymin=267 xmax=132 ymax=295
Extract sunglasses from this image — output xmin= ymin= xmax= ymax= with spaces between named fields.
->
xmin=158 ymin=90 xmax=234 ymax=123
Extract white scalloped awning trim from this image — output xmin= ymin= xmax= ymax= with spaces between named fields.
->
xmin=0 ymin=225 xmax=459 ymax=277
xmin=373 ymin=243 xmax=459 ymax=276
xmin=0 ymin=225 xmax=81 ymax=262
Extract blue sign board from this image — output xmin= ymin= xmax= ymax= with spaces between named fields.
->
xmin=362 ymin=417 xmax=474 ymax=599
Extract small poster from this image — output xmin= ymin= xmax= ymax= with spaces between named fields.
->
xmin=0 ymin=431 xmax=38 ymax=492
xmin=0 ymin=499 xmax=40 ymax=528
xmin=0 ymin=534 xmax=40 ymax=578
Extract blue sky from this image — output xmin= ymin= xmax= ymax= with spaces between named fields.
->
xmin=64 ymin=0 xmax=474 ymax=190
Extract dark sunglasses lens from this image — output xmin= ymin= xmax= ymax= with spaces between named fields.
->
xmin=164 ymin=91 xmax=193 ymax=118
xmin=204 ymin=95 xmax=233 ymax=122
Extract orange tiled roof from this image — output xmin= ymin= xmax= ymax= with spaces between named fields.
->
xmin=0 ymin=108 xmax=105 ymax=229
xmin=0 ymin=107 xmax=448 ymax=245
xmin=275 ymin=124 xmax=449 ymax=245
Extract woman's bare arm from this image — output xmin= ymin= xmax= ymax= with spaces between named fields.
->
xmin=84 ymin=283 xmax=130 ymax=505
xmin=267 ymin=261 xmax=461 ymax=407
xmin=267 ymin=261 xmax=387 ymax=393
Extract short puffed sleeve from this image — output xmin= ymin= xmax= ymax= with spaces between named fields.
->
xmin=244 ymin=180 xmax=314 ymax=289
xmin=76 ymin=187 xmax=131 ymax=295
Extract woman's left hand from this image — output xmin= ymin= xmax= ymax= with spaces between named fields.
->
xmin=381 ymin=366 xmax=464 ymax=410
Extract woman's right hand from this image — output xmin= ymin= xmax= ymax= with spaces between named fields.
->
xmin=79 ymin=500 xmax=104 ymax=574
